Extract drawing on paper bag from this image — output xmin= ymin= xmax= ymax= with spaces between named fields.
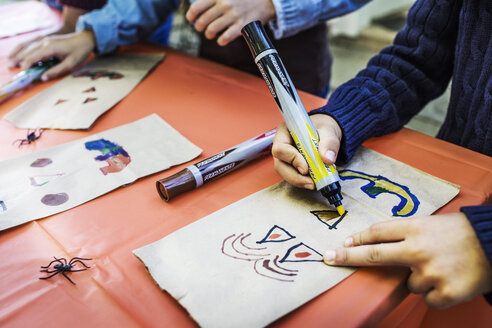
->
xmin=30 ymin=158 xmax=52 ymax=167
xmin=73 ymin=70 xmax=124 ymax=80
xmin=41 ymin=193 xmax=69 ymax=206
xmin=85 ymin=139 xmax=131 ymax=175
xmin=222 ymin=225 xmax=322 ymax=282
xmin=30 ymin=173 xmax=65 ymax=187
xmin=310 ymin=210 xmax=348 ymax=229
xmin=339 ymin=169 xmax=420 ymax=217
xmin=55 ymin=99 xmax=68 ymax=105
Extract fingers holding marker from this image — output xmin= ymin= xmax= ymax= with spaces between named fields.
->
xmin=273 ymin=157 xmax=314 ymax=190
xmin=311 ymin=114 xmax=343 ymax=165
xmin=272 ymin=123 xmax=309 ymax=175
xmin=8 ymin=36 xmax=43 ymax=67
xmin=272 ymin=123 xmax=314 ymax=189
xmin=19 ymin=41 xmax=56 ymax=71
xmin=40 ymin=56 xmax=74 ymax=81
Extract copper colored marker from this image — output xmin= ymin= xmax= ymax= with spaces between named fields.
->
xmin=157 ymin=129 xmax=276 ymax=201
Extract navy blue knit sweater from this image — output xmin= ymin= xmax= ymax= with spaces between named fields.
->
xmin=312 ymin=0 xmax=492 ymax=298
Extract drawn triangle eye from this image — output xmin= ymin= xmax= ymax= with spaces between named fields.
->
xmin=311 ymin=210 xmax=348 ymax=230
xmin=279 ymin=243 xmax=323 ymax=263
xmin=83 ymin=97 xmax=97 ymax=104
xmin=55 ymin=99 xmax=68 ymax=105
xmin=256 ymin=225 xmax=295 ymax=244
xmin=83 ymin=87 xmax=96 ymax=93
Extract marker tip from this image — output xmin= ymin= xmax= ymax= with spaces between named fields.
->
xmin=336 ymin=205 xmax=345 ymax=216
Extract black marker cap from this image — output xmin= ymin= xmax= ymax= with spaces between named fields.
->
xmin=241 ymin=21 xmax=274 ymax=58
xmin=320 ymin=182 xmax=343 ymax=207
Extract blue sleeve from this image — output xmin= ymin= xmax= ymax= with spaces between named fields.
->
xmin=461 ymin=205 xmax=492 ymax=306
xmin=310 ymin=0 xmax=460 ymax=163
xmin=76 ymin=0 xmax=180 ymax=54
xmin=269 ymin=0 xmax=371 ymax=39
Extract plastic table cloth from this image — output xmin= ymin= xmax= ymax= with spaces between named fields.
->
xmin=0 ymin=3 xmax=491 ymax=327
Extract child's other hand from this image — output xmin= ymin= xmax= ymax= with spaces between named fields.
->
xmin=324 ymin=212 xmax=492 ymax=309
xmin=272 ymin=114 xmax=343 ymax=190
xmin=7 ymin=30 xmax=96 ymax=81
xmin=186 ymin=0 xmax=276 ymax=46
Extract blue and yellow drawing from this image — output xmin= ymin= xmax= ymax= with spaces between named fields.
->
xmin=339 ymin=169 xmax=420 ymax=217
xmin=85 ymin=139 xmax=131 ymax=175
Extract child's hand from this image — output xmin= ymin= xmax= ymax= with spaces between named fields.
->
xmin=8 ymin=30 xmax=96 ymax=81
xmin=324 ymin=212 xmax=492 ymax=309
xmin=186 ymin=0 xmax=276 ymax=46
xmin=272 ymin=113 xmax=343 ymax=190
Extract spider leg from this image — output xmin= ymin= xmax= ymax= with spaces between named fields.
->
xmin=36 ymin=129 xmax=44 ymax=139
xmin=61 ymin=272 xmax=76 ymax=285
xmin=39 ymin=271 xmax=60 ymax=280
xmin=15 ymin=139 xmax=28 ymax=148
xmin=67 ymin=268 xmax=87 ymax=272
xmin=41 ymin=258 xmax=63 ymax=268
xmin=70 ymin=258 xmax=92 ymax=268
xmin=40 ymin=269 xmax=59 ymax=274
xmin=56 ymin=257 xmax=68 ymax=266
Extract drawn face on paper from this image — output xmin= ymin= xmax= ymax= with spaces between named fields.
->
xmin=222 ymin=211 xmax=348 ymax=282
xmin=8 ymin=138 xmax=132 ymax=212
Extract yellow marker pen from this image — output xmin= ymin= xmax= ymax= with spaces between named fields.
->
xmin=242 ymin=21 xmax=345 ymax=215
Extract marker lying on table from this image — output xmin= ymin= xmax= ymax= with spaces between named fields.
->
xmin=156 ymin=129 xmax=276 ymax=201
xmin=0 ymin=57 xmax=59 ymax=104
xmin=242 ymin=21 xmax=345 ymax=216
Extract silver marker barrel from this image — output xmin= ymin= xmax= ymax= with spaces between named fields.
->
xmin=241 ymin=21 xmax=345 ymax=215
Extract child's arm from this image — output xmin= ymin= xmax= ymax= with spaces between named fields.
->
xmin=185 ymin=0 xmax=372 ymax=46
xmin=8 ymin=0 xmax=180 ymax=81
xmin=76 ymin=0 xmax=180 ymax=54
xmin=8 ymin=30 xmax=96 ymax=81
xmin=8 ymin=6 xmax=89 ymax=69
xmin=186 ymin=0 xmax=276 ymax=46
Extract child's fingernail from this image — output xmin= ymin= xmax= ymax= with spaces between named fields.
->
xmin=303 ymin=183 xmax=314 ymax=190
xmin=324 ymin=250 xmax=336 ymax=264
xmin=41 ymin=75 xmax=48 ymax=82
xmin=344 ymin=237 xmax=353 ymax=247
xmin=325 ymin=150 xmax=336 ymax=162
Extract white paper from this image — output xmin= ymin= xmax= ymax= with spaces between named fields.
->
xmin=0 ymin=114 xmax=201 ymax=231
xmin=4 ymin=53 xmax=164 ymax=129
xmin=134 ymin=147 xmax=460 ymax=328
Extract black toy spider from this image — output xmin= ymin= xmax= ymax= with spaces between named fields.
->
xmin=39 ymin=256 xmax=92 ymax=285
xmin=12 ymin=128 xmax=43 ymax=147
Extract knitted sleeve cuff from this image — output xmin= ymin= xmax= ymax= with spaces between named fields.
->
xmin=461 ymin=204 xmax=492 ymax=305
xmin=268 ymin=0 xmax=319 ymax=39
xmin=461 ymin=205 xmax=492 ymax=264
xmin=310 ymin=78 xmax=393 ymax=164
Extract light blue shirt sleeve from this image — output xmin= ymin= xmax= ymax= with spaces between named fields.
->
xmin=76 ymin=0 xmax=181 ymax=54
xmin=269 ymin=0 xmax=372 ymax=39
